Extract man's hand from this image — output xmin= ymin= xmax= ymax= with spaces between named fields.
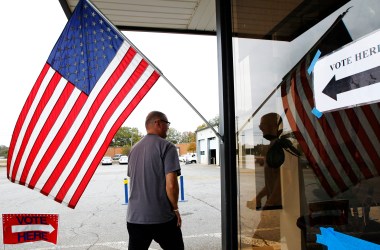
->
xmin=174 ymin=210 xmax=182 ymax=227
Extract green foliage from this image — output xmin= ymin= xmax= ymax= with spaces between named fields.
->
xmin=209 ymin=116 xmax=219 ymax=126
xmin=197 ymin=115 xmax=219 ymax=130
xmin=180 ymin=131 xmax=195 ymax=143
xmin=167 ymin=128 xmax=182 ymax=144
xmin=0 ymin=145 xmax=8 ymax=158
xmin=121 ymin=145 xmax=132 ymax=155
xmin=110 ymin=127 xmax=142 ymax=147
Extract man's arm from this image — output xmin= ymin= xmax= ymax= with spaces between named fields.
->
xmin=166 ymin=171 xmax=182 ymax=227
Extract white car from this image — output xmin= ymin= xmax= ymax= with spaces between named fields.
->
xmin=118 ymin=155 xmax=129 ymax=165
xmin=178 ymin=155 xmax=186 ymax=162
xmin=101 ymin=156 xmax=113 ymax=165
xmin=185 ymin=153 xmax=197 ymax=164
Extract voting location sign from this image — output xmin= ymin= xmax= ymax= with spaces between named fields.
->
xmin=313 ymin=28 xmax=380 ymax=112
xmin=2 ymin=214 xmax=58 ymax=244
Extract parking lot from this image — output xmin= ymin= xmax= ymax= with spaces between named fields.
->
xmin=0 ymin=163 xmax=222 ymax=249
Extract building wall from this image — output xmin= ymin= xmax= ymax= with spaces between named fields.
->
xmin=104 ymin=144 xmax=193 ymax=158
xmin=176 ymin=143 xmax=193 ymax=155
xmin=196 ymin=126 xmax=220 ymax=165
xmin=104 ymin=147 xmax=124 ymax=157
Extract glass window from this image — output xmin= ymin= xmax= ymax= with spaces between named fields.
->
xmin=233 ymin=1 xmax=380 ymax=249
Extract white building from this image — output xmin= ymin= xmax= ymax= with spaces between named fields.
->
xmin=196 ymin=126 xmax=220 ymax=165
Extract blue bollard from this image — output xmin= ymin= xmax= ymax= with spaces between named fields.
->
xmin=179 ymin=176 xmax=187 ymax=202
xmin=123 ymin=178 xmax=128 ymax=205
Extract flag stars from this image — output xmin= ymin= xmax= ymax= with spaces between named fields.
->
xmin=47 ymin=0 xmax=123 ymax=95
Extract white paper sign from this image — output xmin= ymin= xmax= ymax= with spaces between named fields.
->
xmin=313 ymin=29 xmax=380 ymax=112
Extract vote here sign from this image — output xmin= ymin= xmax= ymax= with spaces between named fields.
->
xmin=2 ymin=214 xmax=58 ymax=244
xmin=313 ymin=28 xmax=380 ymax=112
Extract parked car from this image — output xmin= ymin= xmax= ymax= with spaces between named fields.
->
xmin=112 ymin=154 xmax=122 ymax=160
xmin=118 ymin=155 xmax=129 ymax=165
xmin=101 ymin=156 xmax=113 ymax=165
xmin=185 ymin=153 xmax=197 ymax=164
xmin=179 ymin=155 xmax=186 ymax=162
xmin=179 ymin=154 xmax=197 ymax=163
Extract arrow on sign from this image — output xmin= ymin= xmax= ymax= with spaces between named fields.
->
xmin=322 ymin=65 xmax=380 ymax=100
xmin=12 ymin=224 xmax=55 ymax=233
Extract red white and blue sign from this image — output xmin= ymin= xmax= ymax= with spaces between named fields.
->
xmin=2 ymin=214 xmax=58 ymax=244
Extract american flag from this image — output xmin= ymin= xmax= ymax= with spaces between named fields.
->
xmin=281 ymin=18 xmax=380 ymax=197
xmin=7 ymin=0 xmax=160 ymax=208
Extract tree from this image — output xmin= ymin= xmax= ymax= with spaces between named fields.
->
xmin=180 ymin=131 xmax=196 ymax=143
xmin=110 ymin=127 xmax=142 ymax=147
xmin=209 ymin=116 xmax=219 ymax=126
xmin=0 ymin=145 xmax=8 ymax=158
xmin=187 ymin=142 xmax=196 ymax=152
xmin=121 ymin=145 xmax=132 ymax=155
xmin=166 ymin=128 xmax=182 ymax=144
xmin=196 ymin=115 xmax=219 ymax=130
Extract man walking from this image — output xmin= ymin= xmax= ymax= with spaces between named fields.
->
xmin=127 ymin=111 xmax=184 ymax=250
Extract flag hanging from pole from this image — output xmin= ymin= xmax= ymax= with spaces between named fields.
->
xmin=281 ymin=16 xmax=380 ymax=197
xmin=7 ymin=0 xmax=160 ymax=208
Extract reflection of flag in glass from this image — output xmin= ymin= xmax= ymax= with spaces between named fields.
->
xmin=7 ymin=0 xmax=160 ymax=208
xmin=281 ymin=17 xmax=380 ymax=197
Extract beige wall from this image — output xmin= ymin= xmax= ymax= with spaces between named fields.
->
xmin=104 ymin=144 xmax=192 ymax=157
xmin=176 ymin=143 xmax=192 ymax=155
xmin=104 ymin=147 xmax=124 ymax=157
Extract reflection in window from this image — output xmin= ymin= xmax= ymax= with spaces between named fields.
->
xmin=234 ymin=1 xmax=380 ymax=249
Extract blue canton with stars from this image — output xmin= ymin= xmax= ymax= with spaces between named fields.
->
xmin=47 ymin=0 xmax=123 ymax=95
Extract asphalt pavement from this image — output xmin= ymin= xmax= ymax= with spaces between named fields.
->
xmin=0 ymin=163 xmax=222 ymax=250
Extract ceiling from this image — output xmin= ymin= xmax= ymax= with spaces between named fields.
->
xmin=59 ymin=0 xmax=349 ymax=41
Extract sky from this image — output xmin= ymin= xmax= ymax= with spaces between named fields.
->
xmin=0 ymin=1 xmax=219 ymax=146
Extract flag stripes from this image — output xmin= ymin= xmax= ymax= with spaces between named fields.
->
xmin=281 ymin=56 xmax=380 ymax=197
xmin=68 ymin=71 xmax=159 ymax=208
xmin=7 ymin=0 xmax=161 ymax=208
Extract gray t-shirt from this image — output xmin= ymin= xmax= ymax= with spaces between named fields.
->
xmin=127 ymin=134 xmax=181 ymax=224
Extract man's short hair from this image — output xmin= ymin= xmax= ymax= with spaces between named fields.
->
xmin=145 ymin=111 xmax=166 ymax=128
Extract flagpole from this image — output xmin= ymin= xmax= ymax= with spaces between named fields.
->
xmin=85 ymin=0 xmax=223 ymax=142
xmin=160 ymin=75 xmax=223 ymax=141
xmin=236 ymin=7 xmax=352 ymax=135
